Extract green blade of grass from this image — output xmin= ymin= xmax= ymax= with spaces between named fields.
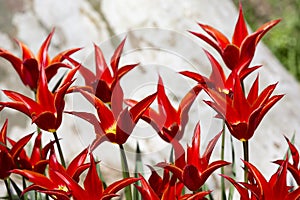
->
xmin=133 ymin=142 xmax=142 ymax=200
xmin=119 ymin=144 xmax=132 ymax=200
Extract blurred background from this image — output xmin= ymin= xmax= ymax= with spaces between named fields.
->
xmin=1 ymin=0 xmax=299 ymax=81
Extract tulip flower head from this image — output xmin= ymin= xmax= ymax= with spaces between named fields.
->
xmin=190 ymin=4 xmax=280 ymax=73
xmin=68 ymin=82 xmax=157 ymax=148
xmin=0 ymin=29 xmax=80 ymax=91
xmin=0 ymin=66 xmax=78 ymax=132
xmin=67 ymin=38 xmax=138 ymax=103
xmin=157 ymin=123 xmax=230 ymax=191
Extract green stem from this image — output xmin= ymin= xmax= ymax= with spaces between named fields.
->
xmin=228 ymin=136 xmax=236 ymax=200
xmin=220 ymin=123 xmax=226 ymax=200
xmin=4 ymin=179 xmax=12 ymax=200
xmin=242 ymin=140 xmax=249 ymax=183
xmin=53 ymin=131 xmax=66 ymax=168
xmin=119 ymin=144 xmax=132 ymax=200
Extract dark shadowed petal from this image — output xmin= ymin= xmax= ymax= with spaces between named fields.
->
xmin=182 ymin=165 xmax=202 ymax=191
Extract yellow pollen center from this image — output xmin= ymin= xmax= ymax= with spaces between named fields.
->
xmin=49 ymin=129 xmax=56 ymax=133
xmin=107 ymin=123 xmax=117 ymax=135
xmin=222 ymin=89 xmax=230 ymax=94
xmin=57 ymin=185 xmax=68 ymax=192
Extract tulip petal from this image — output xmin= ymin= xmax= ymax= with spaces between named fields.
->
xmin=79 ymin=90 xmax=115 ymax=131
xmin=37 ymin=28 xmax=55 ymax=68
xmin=135 ymin=174 xmax=160 ymax=200
xmin=66 ymin=148 xmax=89 ymax=178
xmin=83 ymin=154 xmax=103 ymax=199
xmin=10 ymin=133 xmax=34 ymax=159
xmin=200 ymin=160 xmax=230 ymax=186
xmin=243 ymin=160 xmax=271 ymax=197
xmin=103 ymin=177 xmax=140 ymax=196
xmin=202 ymin=130 xmax=223 ymax=164
xmin=30 ymin=132 xmax=42 ymax=165
xmin=187 ymin=123 xmax=201 ymax=167
xmin=156 ymin=162 xmax=183 ymax=183
xmin=223 ymin=44 xmax=240 ymax=70
xmin=196 ymin=23 xmax=230 ymax=51
xmin=157 ymin=76 xmax=177 ymax=126
xmin=94 ymin=44 xmax=113 ymax=85
xmin=115 ymin=108 xmax=135 ymax=144
xmin=110 ymin=38 xmax=126 ymax=74
xmin=111 ymin=80 xmax=124 ymax=119
xmin=0 ymin=119 xmax=8 ymax=146
xmin=129 ymin=92 xmax=157 ymax=123
xmin=124 ymin=99 xmax=162 ymax=131
xmin=221 ymin=175 xmax=250 ymax=199
xmin=117 ymin=63 xmax=139 ymax=80
xmin=232 ymin=3 xmax=248 ymax=47
xmin=182 ymin=165 xmax=202 ymax=191
xmin=66 ymin=56 xmax=96 ymax=85
xmin=66 ymin=111 xmax=103 ymax=136
xmin=256 ymin=19 xmax=281 ymax=44
xmin=180 ymin=71 xmax=207 ymax=85
xmin=239 ymin=30 xmax=263 ymax=70
xmin=11 ymin=169 xmax=56 ymax=189
xmin=178 ymin=85 xmax=202 ymax=129
xmin=51 ymin=47 xmax=82 ymax=62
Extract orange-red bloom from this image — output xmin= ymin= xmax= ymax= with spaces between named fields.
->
xmin=0 ymin=120 xmax=34 ymax=179
xmin=12 ymin=148 xmax=90 ymax=199
xmin=56 ymin=153 xmax=140 ymax=200
xmin=223 ymin=159 xmax=300 ymax=200
xmin=190 ymin=4 xmax=280 ymax=72
xmin=0 ymin=66 xmax=78 ymax=132
xmin=67 ymin=38 xmax=138 ymax=103
xmin=203 ymin=75 xmax=283 ymax=141
xmin=126 ymin=76 xmax=201 ymax=142
xmin=8 ymin=131 xmax=53 ymax=174
xmin=157 ymin=123 xmax=230 ymax=191
xmin=274 ymin=136 xmax=300 ymax=185
xmin=136 ymin=173 xmax=210 ymax=200
xmin=69 ymin=82 xmax=156 ymax=148
xmin=181 ymin=50 xmax=260 ymax=94
xmin=0 ymin=29 xmax=80 ymax=91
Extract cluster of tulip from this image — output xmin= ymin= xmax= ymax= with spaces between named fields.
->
xmin=0 ymin=4 xmax=299 ymax=200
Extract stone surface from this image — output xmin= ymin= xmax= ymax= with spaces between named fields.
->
xmin=0 ymin=0 xmax=299 ymax=198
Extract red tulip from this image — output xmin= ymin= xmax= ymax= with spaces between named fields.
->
xmin=12 ymin=148 xmax=90 ymax=199
xmin=223 ymin=159 xmax=300 ymax=200
xmin=157 ymin=123 xmax=230 ymax=191
xmin=203 ymin=75 xmax=283 ymax=141
xmin=190 ymin=4 xmax=280 ymax=72
xmin=67 ymin=38 xmax=138 ymax=103
xmin=0 ymin=28 xmax=80 ymax=91
xmin=274 ymin=136 xmax=300 ymax=185
xmin=180 ymin=50 xmax=261 ymax=94
xmin=0 ymin=120 xmax=34 ymax=179
xmin=136 ymin=173 xmax=210 ymax=200
xmin=0 ymin=66 xmax=78 ymax=132
xmin=68 ymin=82 xmax=156 ymax=148
xmin=7 ymin=131 xmax=53 ymax=174
xmin=126 ymin=76 xmax=201 ymax=142
xmin=55 ymin=153 xmax=140 ymax=200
